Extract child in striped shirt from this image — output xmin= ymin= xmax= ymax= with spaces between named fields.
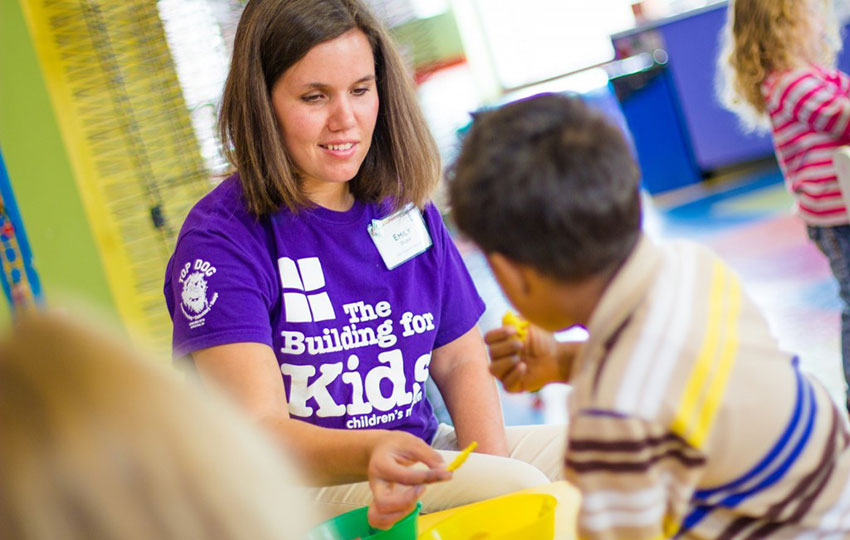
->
xmin=719 ymin=0 xmax=850 ymax=412
xmin=448 ymin=93 xmax=850 ymax=539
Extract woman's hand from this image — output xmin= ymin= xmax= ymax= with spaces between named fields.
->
xmin=367 ymin=431 xmax=451 ymax=529
xmin=484 ymin=323 xmax=573 ymax=393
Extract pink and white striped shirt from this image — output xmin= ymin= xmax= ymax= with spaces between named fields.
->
xmin=762 ymin=65 xmax=850 ymax=226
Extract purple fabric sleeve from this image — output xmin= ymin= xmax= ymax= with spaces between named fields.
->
xmin=166 ymin=226 xmax=276 ymax=356
xmin=424 ymin=204 xmax=486 ymax=348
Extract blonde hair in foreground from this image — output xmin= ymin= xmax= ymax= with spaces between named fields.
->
xmin=718 ymin=0 xmax=840 ymax=129
xmin=0 ymin=312 xmax=313 ymax=540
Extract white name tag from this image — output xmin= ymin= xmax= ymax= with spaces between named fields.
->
xmin=368 ymin=203 xmax=432 ymax=270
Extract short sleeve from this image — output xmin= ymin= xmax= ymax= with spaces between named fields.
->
xmin=424 ymin=204 xmax=485 ymax=348
xmin=165 ymin=226 xmax=277 ymax=356
xmin=566 ymin=410 xmax=707 ymax=540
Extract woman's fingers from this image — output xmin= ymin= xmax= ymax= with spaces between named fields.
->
xmin=367 ymin=484 xmax=423 ymax=529
xmin=370 ymin=436 xmax=451 ymax=486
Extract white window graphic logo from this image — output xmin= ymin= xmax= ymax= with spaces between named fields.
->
xmin=278 ymin=257 xmax=335 ymax=322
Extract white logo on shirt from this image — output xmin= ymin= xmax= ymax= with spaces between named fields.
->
xmin=179 ymin=259 xmax=218 ymax=329
xmin=281 ymin=350 xmax=431 ymax=424
xmin=278 ymin=256 xmax=335 ymax=322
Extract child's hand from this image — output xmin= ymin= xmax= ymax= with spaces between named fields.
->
xmin=484 ymin=320 xmax=564 ymax=393
xmin=501 ymin=311 xmax=529 ymax=342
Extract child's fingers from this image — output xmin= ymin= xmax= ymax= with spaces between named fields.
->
xmin=494 ymin=361 xmax=527 ymax=393
xmin=486 ymin=338 xmax=522 ymax=360
xmin=490 ymin=355 xmax=521 ymax=380
xmin=483 ymin=326 xmax=516 ymax=344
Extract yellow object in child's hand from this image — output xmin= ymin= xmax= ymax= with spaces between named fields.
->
xmin=501 ymin=311 xmax=529 ymax=342
xmin=447 ymin=441 xmax=478 ymax=472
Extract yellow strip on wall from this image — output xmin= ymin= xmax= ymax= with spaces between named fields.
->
xmin=19 ymin=0 xmax=212 ymax=355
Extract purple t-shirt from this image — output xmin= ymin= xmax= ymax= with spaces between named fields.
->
xmin=164 ymin=174 xmax=485 ymax=442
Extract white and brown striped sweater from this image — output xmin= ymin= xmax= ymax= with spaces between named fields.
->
xmin=566 ymin=235 xmax=850 ymax=539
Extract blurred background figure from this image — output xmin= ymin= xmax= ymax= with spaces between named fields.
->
xmin=0 ymin=311 xmax=315 ymax=540
xmin=718 ymin=0 xmax=850 ymax=411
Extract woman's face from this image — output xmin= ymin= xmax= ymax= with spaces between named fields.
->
xmin=271 ymin=29 xmax=379 ymax=197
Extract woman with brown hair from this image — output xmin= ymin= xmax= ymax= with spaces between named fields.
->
xmin=164 ymin=0 xmax=564 ymax=529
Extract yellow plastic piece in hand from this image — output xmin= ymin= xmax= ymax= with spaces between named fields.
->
xmin=447 ymin=441 xmax=478 ymax=472
xmin=501 ymin=311 xmax=529 ymax=343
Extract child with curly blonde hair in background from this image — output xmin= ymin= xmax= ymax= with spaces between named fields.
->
xmin=719 ymin=0 xmax=850 ymax=411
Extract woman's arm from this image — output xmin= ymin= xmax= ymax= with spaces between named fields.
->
xmin=428 ymin=327 xmax=509 ymax=456
xmin=191 ymin=342 xmax=450 ymax=487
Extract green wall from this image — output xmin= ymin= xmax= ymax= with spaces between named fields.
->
xmin=0 ymin=0 xmax=116 ymax=323
xmin=392 ymin=10 xmax=465 ymax=69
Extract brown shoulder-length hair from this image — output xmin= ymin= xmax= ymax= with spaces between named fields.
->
xmin=219 ymin=0 xmax=440 ymax=216
xmin=717 ymin=0 xmax=840 ymax=130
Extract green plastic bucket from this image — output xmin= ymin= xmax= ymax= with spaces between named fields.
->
xmin=309 ymin=502 xmax=421 ymax=540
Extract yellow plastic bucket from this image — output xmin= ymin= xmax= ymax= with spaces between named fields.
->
xmin=418 ymin=493 xmax=556 ymax=540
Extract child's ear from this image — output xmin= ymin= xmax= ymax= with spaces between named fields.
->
xmin=487 ymin=252 xmax=531 ymax=295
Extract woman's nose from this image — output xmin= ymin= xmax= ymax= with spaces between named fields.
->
xmin=328 ymin=97 xmax=356 ymax=131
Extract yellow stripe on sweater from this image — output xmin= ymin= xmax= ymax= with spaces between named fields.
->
xmin=692 ymin=274 xmax=741 ymax=447
xmin=671 ymin=260 xmax=740 ymax=449
xmin=671 ymin=261 xmax=724 ymax=444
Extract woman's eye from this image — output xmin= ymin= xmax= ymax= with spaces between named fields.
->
xmin=301 ymin=94 xmax=324 ymax=103
xmin=352 ymin=87 xmax=370 ymax=96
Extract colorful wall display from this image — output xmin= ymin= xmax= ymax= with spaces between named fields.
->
xmin=0 ymin=149 xmax=41 ymax=315
xmin=8 ymin=0 xmax=214 ymax=353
